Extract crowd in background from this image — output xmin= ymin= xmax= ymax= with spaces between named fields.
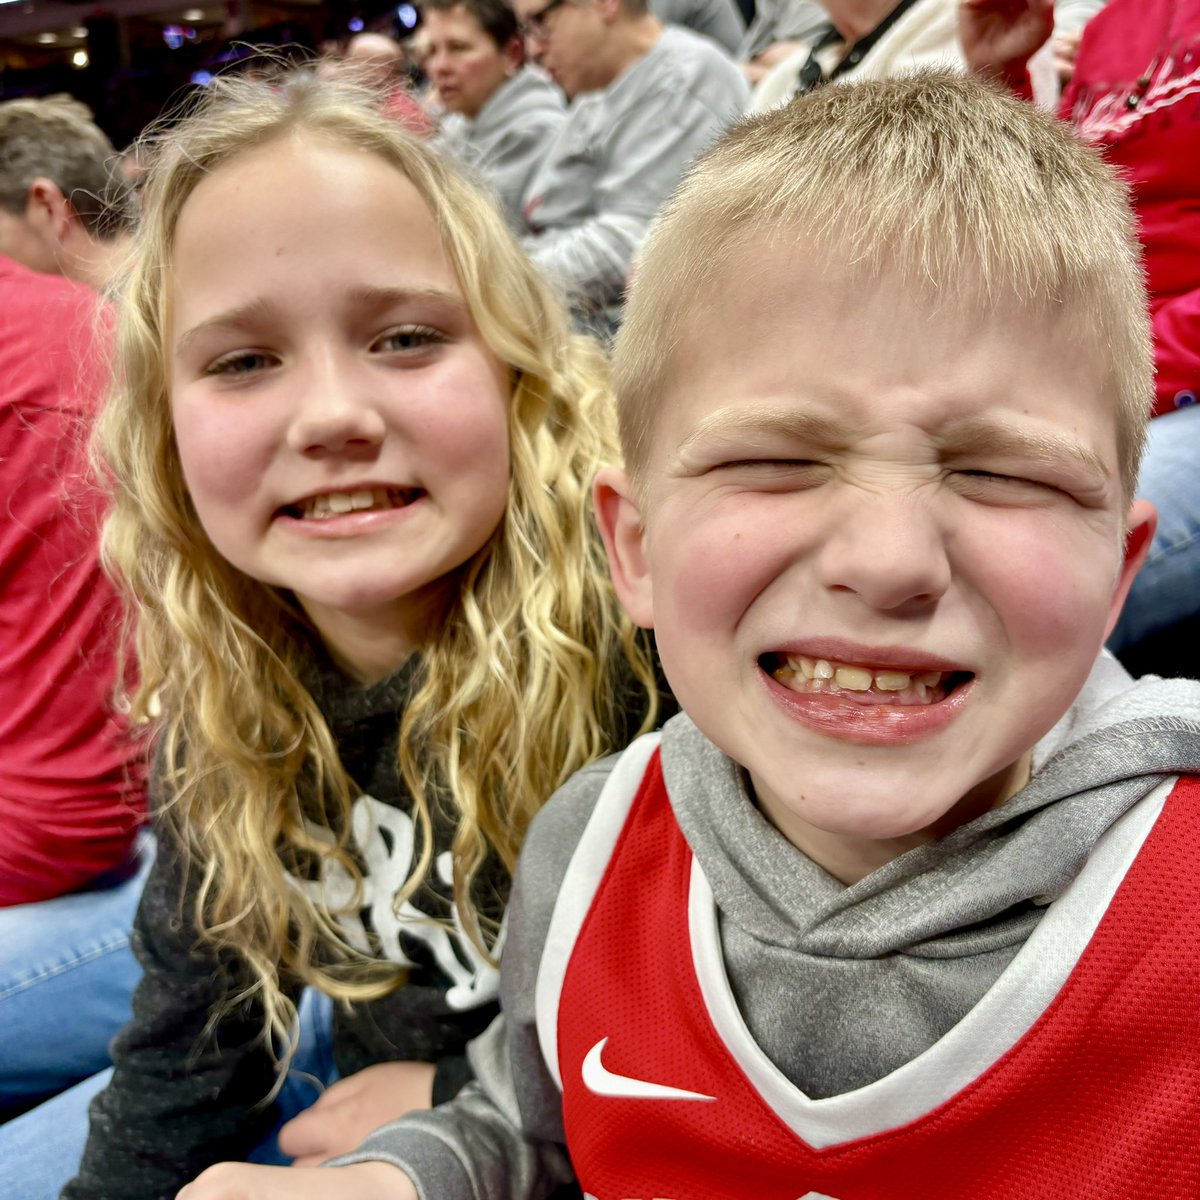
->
xmin=0 ymin=0 xmax=1198 ymax=1194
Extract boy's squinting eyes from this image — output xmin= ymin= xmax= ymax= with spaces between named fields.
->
xmin=598 ymin=248 xmax=1154 ymax=885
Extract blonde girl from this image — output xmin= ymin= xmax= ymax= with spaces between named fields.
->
xmin=33 ymin=66 xmax=656 ymax=1200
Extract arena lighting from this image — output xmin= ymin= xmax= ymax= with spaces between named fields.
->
xmin=36 ymin=30 xmax=56 ymax=41
xmin=397 ymin=3 xmax=417 ymax=29
xmin=183 ymin=7 xmax=203 ymax=18
xmin=71 ymin=25 xmax=86 ymax=36
xmin=348 ymin=16 xmax=364 ymax=31
xmin=72 ymin=48 xmax=88 ymax=66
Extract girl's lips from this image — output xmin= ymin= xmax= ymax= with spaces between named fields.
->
xmin=760 ymin=663 xmax=975 ymax=746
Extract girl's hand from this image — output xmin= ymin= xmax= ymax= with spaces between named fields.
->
xmin=958 ymin=0 xmax=1054 ymax=83
xmin=176 ymin=1162 xmax=417 ymax=1200
xmin=278 ymin=1060 xmax=437 ymax=1166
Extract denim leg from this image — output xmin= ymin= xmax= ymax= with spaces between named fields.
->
xmin=0 ymin=1067 xmax=112 ymax=1200
xmin=0 ymin=989 xmax=336 ymax=1198
xmin=245 ymin=987 xmax=338 ymax=1165
xmin=1109 ymin=405 xmax=1200 ymax=651
xmin=0 ymin=834 xmax=153 ymax=1115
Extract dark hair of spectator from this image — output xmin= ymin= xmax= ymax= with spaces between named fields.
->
xmin=421 ymin=0 xmax=520 ymax=47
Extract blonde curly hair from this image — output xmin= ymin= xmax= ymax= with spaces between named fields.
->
xmin=99 ymin=66 xmax=655 ymax=1063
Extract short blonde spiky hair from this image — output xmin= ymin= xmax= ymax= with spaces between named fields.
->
xmin=614 ymin=72 xmax=1152 ymax=498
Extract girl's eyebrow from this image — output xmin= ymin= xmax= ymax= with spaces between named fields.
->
xmin=174 ymin=286 xmax=468 ymax=355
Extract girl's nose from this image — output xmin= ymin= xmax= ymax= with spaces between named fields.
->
xmin=285 ymin=361 xmax=387 ymax=457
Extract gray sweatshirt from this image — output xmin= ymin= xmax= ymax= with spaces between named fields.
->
xmin=738 ymin=0 xmax=828 ymax=60
xmin=650 ymin=0 xmax=746 ymax=54
xmin=336 ymin=653 xmax=1200 ymax=1197
xmin=521 ymin=25 xmax=749 ymax=324
xmin=437 ymin=69 xmax=566 ymax=231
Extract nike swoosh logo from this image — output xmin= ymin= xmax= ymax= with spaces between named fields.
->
xmin=581 ymin=1037 xmax=717 ymax=1101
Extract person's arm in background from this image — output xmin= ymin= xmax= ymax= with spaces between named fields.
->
xmin=1048 ymin=0 xmax=1108 ymax=84
xmin=957 ymin=0 xmax=1054 ymax=98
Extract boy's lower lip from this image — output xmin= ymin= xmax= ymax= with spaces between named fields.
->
xmin=760 ymin=666 xmax=973 ymax=745
xmin=273 ymin=496 xmax=426 ymax=538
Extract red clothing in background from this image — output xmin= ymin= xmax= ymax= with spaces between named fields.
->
xmin=1062 ymin=0 xmax=1200 ymax=416
xmin=0 ymin=253 xmax=143 ymax=906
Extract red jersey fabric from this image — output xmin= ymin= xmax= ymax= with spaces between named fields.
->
xmin=1061 ymin=0 xmax=1200 ymax=415
xmin=557 ymin=749 xmax=1200 ymax=1199
xmin=0 ymin=253 xmax=143 ymax=906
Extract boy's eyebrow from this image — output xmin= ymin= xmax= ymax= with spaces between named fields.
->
xmin=939 ymin=418 xmax=1111 ymax=480
xmin=673 ymin=405 xmax=851 ymax=464
xmin=173 ymin=286 xmax=467 ymax=354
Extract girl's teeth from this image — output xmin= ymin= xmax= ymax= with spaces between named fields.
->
xmin=875 ymin=671 xmax=912 ymax=692
xmin=301 ymin=488 xmax=407 ymax=519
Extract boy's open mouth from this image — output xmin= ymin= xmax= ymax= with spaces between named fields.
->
xmin=280 ymin=486 xmax=425 ymax=521
xmin=759 ymin=652 xmax=973 ymax=707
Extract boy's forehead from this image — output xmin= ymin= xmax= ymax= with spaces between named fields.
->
xmin=641 ymin=232 xmax=1123 ymax=497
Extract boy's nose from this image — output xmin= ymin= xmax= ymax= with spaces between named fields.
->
xmin=285 ymin=361 xmax=387 ymax=457
xmin=815 ymin=490 xmax=951 ymax=614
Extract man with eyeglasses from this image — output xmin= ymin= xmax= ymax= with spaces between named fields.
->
xmin=515 ymin=0 xmax=749 ymax=329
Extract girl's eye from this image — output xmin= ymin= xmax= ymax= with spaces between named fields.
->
xmin=205 ymin=351 xmax=274 ymax=376
xmin=373 ymin=325 xmax=444 ymax=354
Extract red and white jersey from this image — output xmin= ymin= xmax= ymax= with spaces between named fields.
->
xmin=536 ymin=734 xmax=1200 ymax=1199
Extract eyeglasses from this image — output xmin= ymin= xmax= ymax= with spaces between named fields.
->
xmin=518 ymin=0 xmax=569 ymax=40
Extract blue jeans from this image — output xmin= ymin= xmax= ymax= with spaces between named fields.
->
xmin=0 ymin=987 xmax=336 ymax=1199
xmin=1109 ymin=404 xmax=1200 ymax=651
xmin=0 ymin=833 xmax=153 ymax=1117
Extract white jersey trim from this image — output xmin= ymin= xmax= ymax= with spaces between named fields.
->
xmin=535 ymin=732 xmax=663 ymax=1089
xmin=688 ymin=777 xmax=1174 ymax=1148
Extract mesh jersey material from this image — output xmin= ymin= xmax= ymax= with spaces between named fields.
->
xmin=556 ymin=749 xmax=1200 ymax=1199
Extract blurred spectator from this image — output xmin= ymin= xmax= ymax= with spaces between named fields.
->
xmin=0 ymin=97 xmax=129 ymax=292
xmin=0 ymin=96 xmax=148 ymax=1118
xmin=650 ymin=0 xmax=746 ymax=53
xmin=961 ymin=0 xmax=1200 ymax=666
xmin=423 ymin=0 xmax=566 ymax=226
xmin=739 ymin=0 xmax=828 ymax=83
xmin=516 ymin=0 xmax=749 ymax=326
xmin=335 ymin=31 xmax=436 ymax=133
xmin=751 ymin=0 xmax=967 ymax=111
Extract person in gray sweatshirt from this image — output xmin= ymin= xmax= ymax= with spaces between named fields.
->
xmin=513 ymin=0 xmax=749 ymax=328
xmin=177 ymin=73 xmax=1200 ymax=1200
xmin=424 ymin=0 xmax=566 ymax=229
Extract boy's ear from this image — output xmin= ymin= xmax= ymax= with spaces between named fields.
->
xmin=1104 ymin=498 xmax=1157 ymax=639
xmin=594 ymin=466 xmax=654 ymax=629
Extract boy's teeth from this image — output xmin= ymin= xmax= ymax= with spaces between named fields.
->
xmin=833 ymin=666 xmax=872 ymax=691
xmin=781 ymin=654 xmax=950 ymax=699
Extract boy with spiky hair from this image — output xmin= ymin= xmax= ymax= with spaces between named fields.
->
xmin=193 ymin=72 xmax=1200 ymax=1200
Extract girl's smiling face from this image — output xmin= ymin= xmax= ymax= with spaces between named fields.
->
xmin=168 ymin=134 xmax=512 ymax=681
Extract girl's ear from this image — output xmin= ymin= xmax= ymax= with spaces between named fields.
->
xmin=594 ymin=466 xmax=654 ymax=629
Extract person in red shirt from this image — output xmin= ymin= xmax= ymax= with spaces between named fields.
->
xmin=0 ymin=95 xmax=147 ymax=1118
xmin=961 ymin=0 xmax=1200 ymax=656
